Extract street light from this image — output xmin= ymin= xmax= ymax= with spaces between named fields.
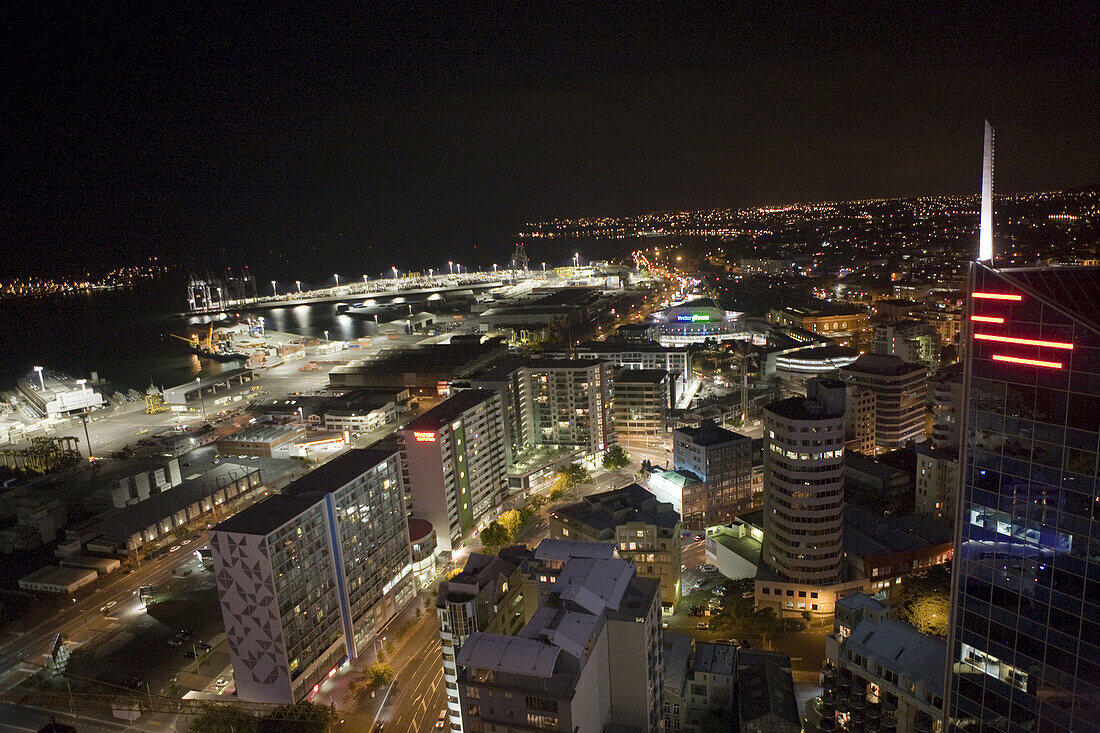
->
xmin=33 ymin=365 xmax=45 ymax=390
xmin=271 ymin=280 xmax=277 ymax=296
xmin=391 ymin=266 xmax=398 ymax=280
xmin=493 ymin=263 xmax=498 ymax=272
xmin=296 ymin=280 xmax=301 ymax=292
xmin=448 ymin=261 xmax=453 ymax=274
xmin=195 ymin=377 xmax=206 ymax=421
xmin=78 ymin=408 xmax=93 ymax=460
xmin=324 ymin=330 xmax=329 ymax=343
xmin=334 ymin=273 xmax=340 ymax=287
xmin=363 ymin=274 xmax=368 ymax=284
xmin=573 ymin=252 xmax=580 ymax=267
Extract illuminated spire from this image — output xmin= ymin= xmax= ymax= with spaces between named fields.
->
xmin=978 ymin=120 xmax=994 ymax=262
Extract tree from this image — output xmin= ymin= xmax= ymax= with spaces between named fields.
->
xmin=894 ymin=564 xmax=952 ymax=638
xmin=528 ymin=494 xmax=548 ymax=512
xmin=480 ymin=520 xmax=509 ymax=549
xmin=699 ymin=708 xmax=737 ymax=733
xmin=566 ymin=462 xmax=590 ymax=486
xmin=549 ymin=484 xmax=565 ymax=501
xmin=189 ymin=704 xmax=259 ymax=733
xmin=364 ymin=661 xmax=395 ymax=689
xmin=497 ymin=509 xmax=523 ymax=539
xmin=259 ymin=703 xmax=336 ymax=733
xmin=747 ymin=608 xmax=780 ymax=648
xmin=602 ymin=445 xmax=630 ymax=471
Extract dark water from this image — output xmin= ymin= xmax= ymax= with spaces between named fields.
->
xmin=0 ymin=276 xmax=379 ymax=393
xmin=0 ymin=238 xmax=642 ymax=393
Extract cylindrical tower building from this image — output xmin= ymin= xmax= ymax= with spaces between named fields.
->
xmin=762 ymin=378 xmax=846 ymax=585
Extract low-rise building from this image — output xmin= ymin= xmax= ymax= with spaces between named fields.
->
xmin=842 ymin=506 xmax=953 ymax=597
xmin=549 ymin=484 xmax=681 ymax=610
xmin=811 ymin=593 xmax=945 ymax=733
xmin=215 ymin=424 xmax=306 ymax=457
xmin=453 ymin=543 xmax=664 ymax=733
xmin=19 ymin=565 xmax=99 ymax=594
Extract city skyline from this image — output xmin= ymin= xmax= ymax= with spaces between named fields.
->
xmin=2 ymin=3 xmax=1097 ymax=281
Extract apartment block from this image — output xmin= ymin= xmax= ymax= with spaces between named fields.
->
xmin=451 ymin=541 xmax=664 ymax=732
xmin=401 ymin=389 xmax=508 ymax=555
xmin=472 ymin=358 xmax=615 ymax=463
xmin=437 ymin=552 xmax=528 ymax=732
xmin=840 ymin=354 xmax=927 ymax=451
xmin=914 ymin=444 xmax=958 ymax=523
xmin=210 ymin=448 xmax=414 ymax=704
xmin=673 ymin=419 xmax=753 ymax=524
xmin=612 ymin=368 xmax=669 ymax=443
xmin=812 ymin=593 xmax=945 ymax=733
xmin=549 ymin=484 xmax=681 ymax=610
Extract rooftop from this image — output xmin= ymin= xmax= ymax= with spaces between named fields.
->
xmin=737 ymin=649 xmax=800 ymax=732
xmin=218 ymin=424 xmax=302 ymax=443
xmin=840 ymin=353 xmax=925 ymax=377
xmin=553 ymin=484 xmax=680 ymax=534
xmin=211 ymin=491 xmax=323 ymax=537
xmin=75 ymin=464 xmax=261 ymax=542
xmin=282 ymin=446 xmax=399 ymax=494
xmin=674 ymin=419 xmax=749 ymax=447
xmin=844 ymin=615 xmax=946 ymax=697
xmin=403 ymin=389 xmax=498 ymax=431
xmin=764 ymin=395 xmax=844 ymax=421
xmin=613 ymin=368 xmax=668 ymax=384
xmin=695 ymin=641 xmax=738 ymax=675
xmin=843 ymin=505 xmax=953 ymax=560
xmin=455 ymin=634 xmax=561 ymax=678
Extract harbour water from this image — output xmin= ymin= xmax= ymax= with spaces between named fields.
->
xmin=0 ymin=276 xmax=384 ymax=394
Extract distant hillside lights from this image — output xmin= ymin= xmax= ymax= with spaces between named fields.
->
xmin=0 ymin=257 xmax=167 ymax=299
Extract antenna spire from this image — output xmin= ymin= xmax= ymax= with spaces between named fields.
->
xmin=978 ymin=120 xmax=994 ymax=262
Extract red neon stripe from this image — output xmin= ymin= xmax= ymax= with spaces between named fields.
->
xmin=971 ymin=315 xmax=1005 ymax=324
xmin=991 ymin=354 xmax=1063 ymax=369
xmin=974 ymin=333 xmax=1073 ymax=350
xmin=972 ymin=292 xmax=1022 ymax=301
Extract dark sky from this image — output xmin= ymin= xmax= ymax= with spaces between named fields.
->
xmin=2 ymin=2 xmax=1097 ymax=282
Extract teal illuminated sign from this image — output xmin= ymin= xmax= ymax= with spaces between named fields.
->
xmin=675 ymin=313 xmax=711 ymax=322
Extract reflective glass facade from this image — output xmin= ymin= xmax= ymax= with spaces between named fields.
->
xmin=946 ymin=264 xmax=1100 ymax=732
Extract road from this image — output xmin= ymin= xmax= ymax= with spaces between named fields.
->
xmin=376 ymin=611 xmax=446 ymax=732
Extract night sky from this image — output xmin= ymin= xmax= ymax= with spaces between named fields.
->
xmin=2 ymin=3 xmax=1097 ymax=282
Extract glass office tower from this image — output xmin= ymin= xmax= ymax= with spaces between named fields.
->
xmin=945 ymin=263 xmax=1100 ymax=732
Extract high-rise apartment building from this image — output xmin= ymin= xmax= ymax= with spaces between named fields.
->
xmin=929 ymin=364 xmax=964 ymax=449
xmin=845 ymin=384 xmax=878 ymax=455
xmin=673 ymin=419 xmax=753 ymax=523
xmin=612 ymin=368 xmax=669 ymax=443
xmin=545 ymin=340 xmax=690 ymax=406
xmin=451 ymin=540 xmax=664 ymax=732
xmin=762 ymin=379 xmax=847 ymax=586
xmin=472 ymin=358 xmax=615 ymax=463
xmin=210 ymin=448 xmax=414 ymax=703
xmin=400 ymin=389 xmax=508 ymax=555
xmin=914 ymin=444 xmax=958 ymax=523
xmin=944 ymin=263 xmax=1100 ymax=733
xmin=549 ymin=484 xmax=681 ymax=610
xmin=840 ymin=354 xmax=928 ymax=451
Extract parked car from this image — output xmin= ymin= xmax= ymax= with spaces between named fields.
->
xmin=693 ymin=534 xmax=704 ymax=541
xmin=197 ymin=641 xmax=212 ymax=651
xmin=436 ymin=710 xmax=448 ymax=728
xmin=179 ymin=628 xmax=194 ymax=640
xmin=696 ymin=622 xmax=709 ymax=630
xmin=183 ymin=651 xmax=197 ymax=659
xmin=167 ymin=637 xmax=183 ymax=647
